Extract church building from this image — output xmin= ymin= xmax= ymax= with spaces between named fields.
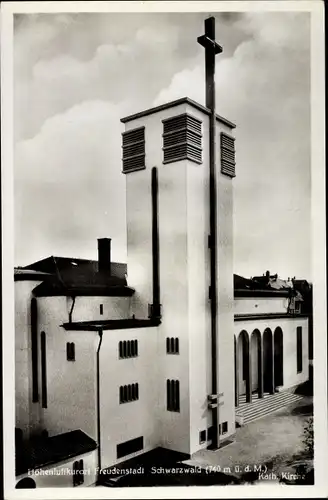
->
xmin=14 ymin=18 xmax=310 ymax=488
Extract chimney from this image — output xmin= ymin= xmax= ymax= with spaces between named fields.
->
xmin=97 ymin=238 xmax=111 ymax=274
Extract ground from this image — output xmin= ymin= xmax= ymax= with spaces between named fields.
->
xmin=98 ymin=394 xmax=313 ymax=487
xmin=184 ymin=395 xmax=313 ymax=485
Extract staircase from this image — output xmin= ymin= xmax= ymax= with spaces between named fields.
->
xmin=235 ymin=389 xmax=303 ymax=426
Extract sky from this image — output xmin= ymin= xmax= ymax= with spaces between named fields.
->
xmin=14 ymin=11 xmax=311 ymax=279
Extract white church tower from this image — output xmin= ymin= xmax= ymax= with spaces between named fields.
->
xmin=121 ymin=17 xmax=237 ymax=456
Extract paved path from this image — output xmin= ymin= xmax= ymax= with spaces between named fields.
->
xmin=183 ymin=396 xmax=312 ymax=481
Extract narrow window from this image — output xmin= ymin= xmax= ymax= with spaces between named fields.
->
xmin=297 ymin=326 xmax=303 ymax=373
xmin=66 ymin=342 xmax=75 ymax=361
xmin=166 ymin=337 xmax=179 ymax=354
xmin=120 ymin=383 xmax=139 ymax=404
xmin=221 ymin=421 xmax=228 ymax=435
xmin=41 ymin=331 xmax=47 ymax=408
xmin=199 ymin=430 xmax=206 ymax=444
xmin=31 ymin=298 xmax=39 ymax=402
xmin=100 ymin=304 xmax=103 ymax=315
xmin=73 ymin=459 xmax=84 ymax=486
xmin=118 ymin=340 xmax=138 ymax=359
xmin=167 ymin=379 xmax=180 ymax=412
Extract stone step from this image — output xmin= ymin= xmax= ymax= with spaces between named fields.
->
xmin=237 ymin=390 xmax=300 ymax=408
xmin=235 ymin=392 xmax=303 ymax=425
xmin=236 ymin=395 xmax=301 ymax=415
xmin=236 ymin=393 xmax=302 ymax=417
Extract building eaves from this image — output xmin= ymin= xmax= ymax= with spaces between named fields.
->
xmin=61 ymin=318 xmax=161 ymax=331
xmin=120 ymin=97 xmax=236 ymax=129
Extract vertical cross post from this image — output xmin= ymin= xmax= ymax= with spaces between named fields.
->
xmin=198 ymin=17 xmax=223 ymax=450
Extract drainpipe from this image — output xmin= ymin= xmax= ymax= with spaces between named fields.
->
xmin=96 ymin=329 xmax=103 ymax=481
xmin=68 ymin=296 xmax=76 ymax=323
xmin=206 ymin=17 xmax=220 ymax=450
xmin=149 ymin=166 xmax=162 ymax=321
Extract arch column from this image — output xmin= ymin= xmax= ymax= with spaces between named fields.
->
xmin=271 ymin=334 xmax=275 ymax=394
xmin=246 ymin=334 xmax=252 ymax=404
xmin=234 ymin=336 xmax=239 ymax=407
xmin=258 ymin=334 xmax=264 ymax=398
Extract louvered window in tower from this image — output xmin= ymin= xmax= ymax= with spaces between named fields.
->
xmin=220 ymin=132 xmax=236 ymax=178
xmin=122 ymin=127 xmax=145 ymax=173
xmin=162 ymin=114 xmax=202 ymax=165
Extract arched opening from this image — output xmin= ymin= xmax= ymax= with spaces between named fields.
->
xmin=250 ymin=329 xmax=263 ymax=398
xmin=263 ymin=328 xmax=274 ymax=394
xmin=16 ymin=478 xmax=36 ymax=489
xmin=234 ymin=336 xmax=238 ymax=407
xmin=237 ymin=330 xmax=251 ymax=403
xmin=274 ymin=327 xmax=284 ymax=388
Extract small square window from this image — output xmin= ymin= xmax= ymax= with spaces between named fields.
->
xmin=66 ymin=342 xmax=75 ymax=361
xmin=221 ymin=421 xmax=228 ymax=435
xmin=199 ymin=430 xmax=206 ymax=444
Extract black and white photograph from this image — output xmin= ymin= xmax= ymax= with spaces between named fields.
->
xmin=1 ymin=1 xmax=326 ymax=498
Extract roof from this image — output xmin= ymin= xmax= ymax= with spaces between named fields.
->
xmin=14 ymin=268 xmax=53 ymax=281
xmin=120 ymin=97 xmax=236 ymax=129
xmin=24 ymin=256 xmax=127 ymax=279
xmin=22 ymin=256 xmax=129 ymax=297
xmin=33 ymin=281 xmax=135 ymax=297
xmin=62 ymin=318 xmax=161 ymax=331
xmin=233 ymin=272 xmax=302 ymax=298
xmin=234 ymin=288 xmax=292 ymax=298
xmin=16 ymin=430 xmax=97 ymax=475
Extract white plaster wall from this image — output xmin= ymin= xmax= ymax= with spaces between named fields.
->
xmin=216 ymin=122 xmax=236 ymax=440
xmin=37 ymin=297 xmax=98 ymax=440
xmin=99 ymin=327 xmax=159 ymax=468
xmin=16 ymin=449 xmax=98 ymax=487
xmin=15 ymin=280 xmax=43 ymax=438
xmin=185 ymin=107 xmax=212 ymax=454
xmin=234 ymin=317 xmax=309 ymax=390
xmin=124 ymin=103 xmax=193 ymax=456
xmin=234 ymin=297 xmax=289 ymax=315
xmin=69 ymin=296 xmax=131 ymax=323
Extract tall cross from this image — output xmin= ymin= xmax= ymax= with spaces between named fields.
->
xmin=197 ymin=16 xmax=223 ymax=111
xmin=197 ymin=16 xmax=223 ymax=451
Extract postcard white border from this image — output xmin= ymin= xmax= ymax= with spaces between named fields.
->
xmin=1 ymin=1 xmax=326 ymax=499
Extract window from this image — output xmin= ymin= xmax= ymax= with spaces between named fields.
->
xmin=294 ymin=301 xmax=301 ymax=314
xmin=167 ymin=379 xmax=180 ymax=412
xmin=117 ymin=436 xmax=144 ymax=459
xmin=166 ymin=337 xmax=179 ymax=354
xmin=297 ymin=327 xmax=303 ymax=373
xmin=220 ymin=132 xmax=236 ymax=178
xmin=119 ymin=383 xmax=139 ymax=404
xmin=119 ymin=340 xmax=138 ymax=359
xmin=100 ymin=304 xmax=103 ymax=315
xmin=66 ymin=342 xmax=75 ymax=361
xmin=162 ymin=114 xmax=202 ymax=164
xmin=73 ymin=459 xmax=84 ymax=486
xmin=41 ymin=331 xmax=47 ymax=409
xmin=221 ymin=421 xmax=228 ymax=435
xmin=122 ymin=127 xmax=145 ymax=173
xmin=31 ymin=298 xmax=39 ymax=402
xmin=199 ymin=430 xmax=206 ymax=444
